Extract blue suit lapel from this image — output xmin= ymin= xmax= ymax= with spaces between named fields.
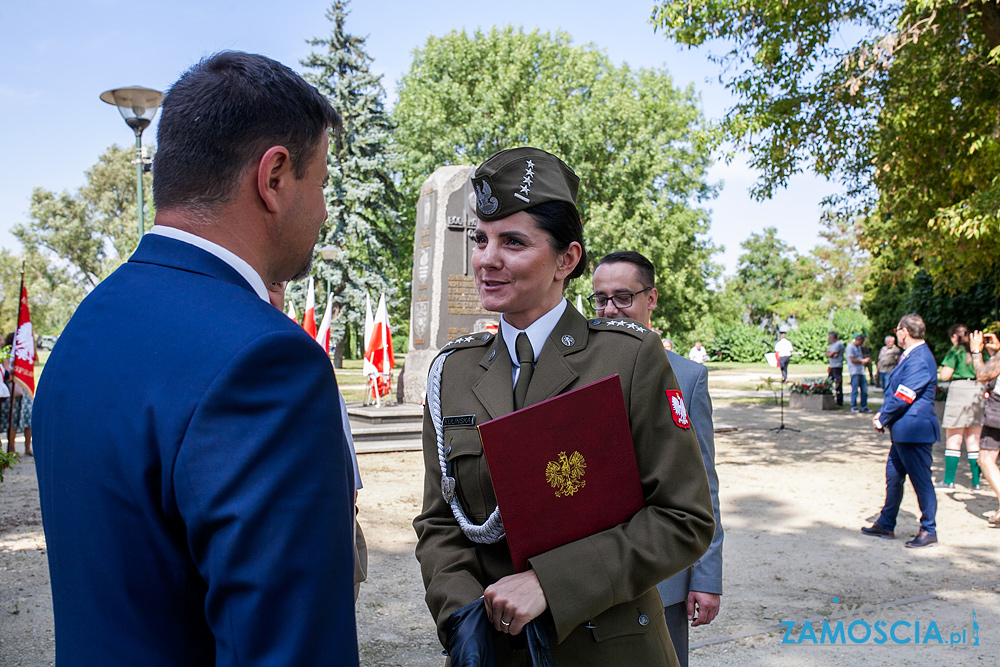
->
xmin=127 ymin=233 xmax=259 ymax=297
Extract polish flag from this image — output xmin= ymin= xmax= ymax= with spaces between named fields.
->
xmin=287 ymin=301 xmax=297 ymax=323
xmin=364 ymin=293 xmax=395 ymax=399
xmin=315 ymin=292 xmax=334 ymax=355
xmin=302 ymin=277 xmax=317 ymax=337
xmin=362 ymin=293 xmax=376 ymax=377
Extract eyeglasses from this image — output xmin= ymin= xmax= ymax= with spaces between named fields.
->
xmin=587 ymin=287 xmax=652 ymax=310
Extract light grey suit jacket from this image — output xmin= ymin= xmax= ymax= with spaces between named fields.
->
xmin=656 ymin=350 xmax=724 ymax=606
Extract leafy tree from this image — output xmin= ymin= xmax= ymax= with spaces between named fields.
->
xmin=0 ymin=250 xmax=84 ymax=335
xmin=650 ymin=1 xmax=1000 ymax=291
xmin=392 ymin=27 xmax=720 ymax=335
xmin=14 ymin=145 xmax=151 ymax=289
xmin=865 ymin=263 xmax=999 ymax=357
xmin=725 ymin=226 xmax=800 ymax=327
xmin=302 ymin=0 xmax=405 ymax=365
xmin=788 ymin=319 xmax=836 ymax=363
xmin=810 ymin=212 xmax=870 ymax=311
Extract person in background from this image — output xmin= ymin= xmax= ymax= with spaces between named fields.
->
xmin=969 ymin=330 xmax=1000 ymax=525
xmin=846 ymin=333 xmax=872 ymax=413
xmin=861 ymin=334 xmax=874 ymax=384
xmin=688 ymin=341 xmax=710 ymax=364
xmin=938 ymin=323 xmax=985 ymax=490
xmin=592 ymin=251 xmax=723 ymax=667
xmin=826 ymin=332 xmax=846 ymax=406
xmin=774 ymin=329 xmax=794 ymax=383
xmin=861 ymin=313 xmax=940 ymax=548
xmin=663 ymin=338 xmax=674 ymax=352
xmin=875 ymin=335 xmax=902 ymax=388
xmin=2 ymin=332 xmax=33 ymax=456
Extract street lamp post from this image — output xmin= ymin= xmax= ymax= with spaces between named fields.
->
xmin=100 ymin=86 xmax=163 ymax=238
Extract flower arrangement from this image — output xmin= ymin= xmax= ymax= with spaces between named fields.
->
xmin=789 ymin=377 xmax=834 ymax=395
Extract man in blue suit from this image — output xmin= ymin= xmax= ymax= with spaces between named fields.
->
xmin=592 ymin=252 xmax=723 ymax=667
xmin=34 ymin=52 xmax=359 ymax=665
xmin=861 ymin=312 xmax=941 ymax=548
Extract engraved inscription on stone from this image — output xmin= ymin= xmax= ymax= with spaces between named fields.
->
xmin=447 ymin=274 xmax=491 ymax=316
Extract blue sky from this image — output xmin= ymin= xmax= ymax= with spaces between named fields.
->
xmin=0 ymin=0 xmax=835 ymax=275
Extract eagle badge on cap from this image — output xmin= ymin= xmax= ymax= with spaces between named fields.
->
xmin=475 ymin=180 xmax=499 ymax=216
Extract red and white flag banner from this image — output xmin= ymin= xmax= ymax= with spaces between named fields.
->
xmin=11 ymin=285 xmax=35 ymax=398
xmin=303 ymin=276 xmax=317 ymax=338
xmin=364 ymin=293 xmax=395 ymax=399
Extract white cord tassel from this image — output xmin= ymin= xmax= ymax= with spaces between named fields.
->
xmin=427 ymin=351 xmax=505 ymax=544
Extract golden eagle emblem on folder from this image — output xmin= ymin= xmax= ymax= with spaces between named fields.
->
xmin=545 ymin=451 xmax=587 ymax=497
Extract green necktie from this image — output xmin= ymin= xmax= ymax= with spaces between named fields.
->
xmin=513 ymin=332 xmax=534 ymax=410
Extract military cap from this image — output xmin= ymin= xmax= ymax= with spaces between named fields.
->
xmin=472 ymin=147 xmax=580 ymax=221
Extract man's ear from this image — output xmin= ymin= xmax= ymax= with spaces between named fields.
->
xmin=256 ymin=145 xmax=293 ymax=214
xmin=647 ymin=287 xmax=658 ymax=312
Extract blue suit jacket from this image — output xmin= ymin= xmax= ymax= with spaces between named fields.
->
xmin=880 ymin=342 xmax=940 ymax=444
xmin=34 ymin=234 xmax=359 ymax=666
xmin=656 ymin=350 xmax=724 ymax=606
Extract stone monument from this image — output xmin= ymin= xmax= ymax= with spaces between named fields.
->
xmin=401 ymin=166 xmax=500 ymax=404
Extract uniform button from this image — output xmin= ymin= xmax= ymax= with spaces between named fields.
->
xmin=445 ymin=446 xmax=452 ymax=455
xmin=638 ymin=614 xmax=649 ymax=626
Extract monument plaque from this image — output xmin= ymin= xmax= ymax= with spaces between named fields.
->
xmin=402 ymin=166 xmax=500 ymax=404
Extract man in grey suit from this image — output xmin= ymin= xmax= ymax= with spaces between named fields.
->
xmin=592 ymin=251 xmax=724 ymax=667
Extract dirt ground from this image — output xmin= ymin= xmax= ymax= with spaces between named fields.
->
xmin=3 ymin=380 xmax=999 ymax=666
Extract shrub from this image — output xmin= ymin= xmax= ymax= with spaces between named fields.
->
xmin=711 ymin=323 xmax=770 ymax=362
xmin=788 ymin=319 xmax=831 ymax=363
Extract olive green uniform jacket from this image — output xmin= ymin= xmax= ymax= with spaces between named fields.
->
xmin=413 ymin=307 xmax=715 ymax=666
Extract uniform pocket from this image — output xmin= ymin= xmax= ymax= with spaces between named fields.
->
xmin=445 ymin=427 xmax=483 ymax=461
xmin=444 ymin=427 xmax=493 ymax=520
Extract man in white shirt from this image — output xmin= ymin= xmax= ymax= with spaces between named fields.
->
xmin=689 ymin=341 xmax=710 ymax=364
xmin=774 ymin=330 xmax=794 ymax=382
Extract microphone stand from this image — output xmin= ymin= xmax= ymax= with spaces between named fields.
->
xmin=761 ymin=339 xmax=799 ymax=434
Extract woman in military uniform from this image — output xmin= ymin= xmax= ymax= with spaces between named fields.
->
xmin=413 ymin=147 xmax=715 ymax=666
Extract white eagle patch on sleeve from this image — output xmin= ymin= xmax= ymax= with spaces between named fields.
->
xmin=665 ymin=389 xmax=690 ymax=428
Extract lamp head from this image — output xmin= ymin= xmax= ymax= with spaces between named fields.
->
xmin=100 ymin=86 xmax=164 ymax=137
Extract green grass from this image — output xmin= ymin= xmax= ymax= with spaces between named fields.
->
xmin=705 ymin=361 xmax=830 ymax=375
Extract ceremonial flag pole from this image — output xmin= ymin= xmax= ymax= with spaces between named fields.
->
xmin=315 ymin=292 xmax=334 ymax=356
xmin=7 ymin=265 xmax=35 ymax=452
xmin=362 ymin=294 xmax=376 ymax=404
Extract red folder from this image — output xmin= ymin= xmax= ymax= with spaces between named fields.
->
xmin=478 ymin=375 xmax=645 ymax=572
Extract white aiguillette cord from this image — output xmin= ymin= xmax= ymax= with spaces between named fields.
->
xmin=427 ymin=351 xmax=505 ymax=544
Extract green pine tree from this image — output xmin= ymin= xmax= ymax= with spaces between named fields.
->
xmin=302 ymin=0 xmax=404 ymax=366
